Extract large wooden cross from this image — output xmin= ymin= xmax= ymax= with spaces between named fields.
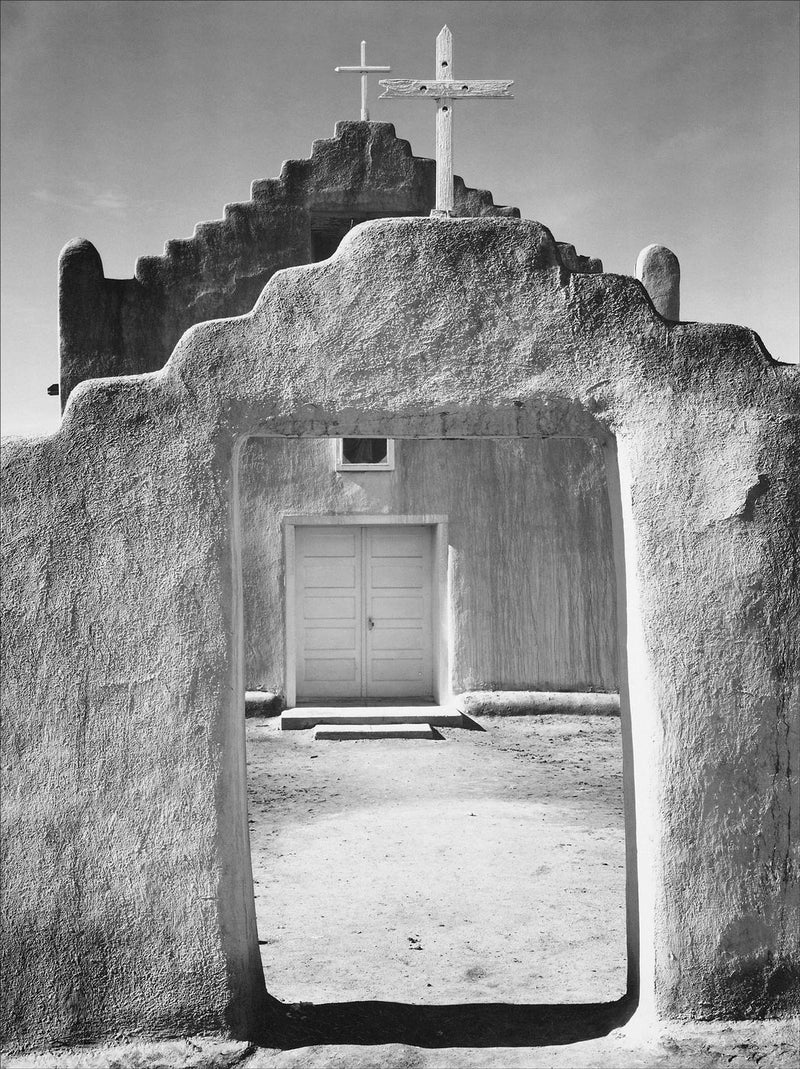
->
xmin=379 ymin=26 xmax=513 ymax=215
xmin=335 ymin=41 xmax=391 ymax=122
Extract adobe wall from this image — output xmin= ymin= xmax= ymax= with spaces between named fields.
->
xmin=60 ymin=117 xmax=614 ymax=702
xmin=2 ymin=218 xmax=797 ymax=1050
xmin=239 ymin=438 xmax=617 ymax=695
xmin=58 ymin=121 xmax=528 ymax=405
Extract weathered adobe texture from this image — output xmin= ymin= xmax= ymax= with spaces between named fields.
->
xmin=239 ymin=437 xmax=618 ymax=696
xmin=59 ymin=119 xmax=613 ymax=699
xmin=2 ymin=218 xmax=797 ymax=1050
xmin=58 ymin=120 xmax=600 ymax=405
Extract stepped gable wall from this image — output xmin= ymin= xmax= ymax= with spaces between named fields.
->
xmin=59 ymin=121 xmax=533 ymax=405
xmin=58 ymin=121 xmax=601 ymax=405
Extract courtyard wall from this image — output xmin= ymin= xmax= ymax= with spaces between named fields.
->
xmin=2 ymin=217 xmax=797 ymax=1048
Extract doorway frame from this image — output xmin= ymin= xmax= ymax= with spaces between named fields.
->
xmin=283 ymin=514 xmax=450 ymax=709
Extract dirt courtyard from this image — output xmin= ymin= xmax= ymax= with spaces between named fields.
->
xmin=246 ymin=714 xmax=627 ymax=1011
xmin=11 ymin=717 xmax=799 ymax=1068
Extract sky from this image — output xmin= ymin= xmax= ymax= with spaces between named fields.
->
xmin=1 ymin=0 xmax=798 ymax=437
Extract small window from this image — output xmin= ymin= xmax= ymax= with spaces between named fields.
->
xmin=334 ymin=438 xmax=395 ymax=472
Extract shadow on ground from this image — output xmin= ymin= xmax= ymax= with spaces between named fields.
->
xmin=258 ymin=994 xmax=636 ymax=1049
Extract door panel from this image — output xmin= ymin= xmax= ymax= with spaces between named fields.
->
xmin=370 ymin=563 xmax=424 ymax=588
xmin=304 ymin=627 xmax=357 ymax=650
xmin=371 ymin=658 xmax=430 ymax=682
xmin=296 ymin=526 xmax=363 ymax=699
xmin=371 ymin=595 xmax=425 ymax=618
xmin=304 ymin=561 xmax=357 ymax=587
xmin=370 ymin=530 xmax=426 ymax=557
xmin=304 ymin=658 xmax=358 ymax=682
xmin=372 ymin=627 xmax=424 ymax=651
xmin=303 ymin=531 xmax=358 ymax=556
xmin=295 ymin=525 xmax=434 ymax=701
xmin=303 ymin=596 xmax=358 ymax=619
xmin=365 ymin=526 xmax=433 ymax=699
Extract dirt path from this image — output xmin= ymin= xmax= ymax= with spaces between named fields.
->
xmin=246 ymin=714 xmax=627 ymax=1008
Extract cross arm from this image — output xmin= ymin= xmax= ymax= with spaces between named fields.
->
xmin=379 ymin=79 xmax=513 ymax=99
xmin=336 ymin=65 xmax=392 ymax=73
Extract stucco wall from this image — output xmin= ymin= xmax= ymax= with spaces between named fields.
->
xmin=2 ymin=218 xmax=798 ymax=1049
xmin=58 ymin=120 xmax=603 ymax=405
xmin=239 ymin=437 xmax=617 ymax=695
xmin=59 ymin=116 xmax=613 ymax=715
xmin=58 ymin=121 xmax=529 ymax=405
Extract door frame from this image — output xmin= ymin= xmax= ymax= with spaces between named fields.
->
xmin=283 ymin=514 xmax=449 ymax=708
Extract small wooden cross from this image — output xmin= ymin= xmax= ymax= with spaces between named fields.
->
xmin=379 ymin=26 xmax=513 ymax=215
xmin=335 ymin=41 xmax=391 ymax=122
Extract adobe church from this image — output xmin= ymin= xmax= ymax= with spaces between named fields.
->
xmin=58 ymin=118 xmax=618 ymax=712
xmin=1 ymin=35 xmax=798 ymax=1057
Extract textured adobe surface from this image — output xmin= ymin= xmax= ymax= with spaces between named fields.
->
xmin=6 ymin=1020 xmax=800 ymax=1069
xmin=58 ymin=121 xmax=528 ymax=405
xmin=58 ymin=120 xmax=602 ymax=404
xmin=59 ymin=118 xmax=613 ymax=700
xmin=2 ymin=217 xmax=798 ymax=1049
xmin=239 ymin=438 xmax=618 ymax=695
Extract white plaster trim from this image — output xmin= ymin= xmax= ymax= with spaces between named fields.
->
xmin=283 ymin=514 xmax=449 ymax=708
xmin=333 ymin=438 xmax=396 ymax=472
xmin=605 ymin=436 xmax=652 ymax=1025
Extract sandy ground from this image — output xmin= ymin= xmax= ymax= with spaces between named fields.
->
xmin=8 ymin=1022 xmax=799 ymax=1069
xmin=247 ymin=714 xmax=627 ymax=1011
xmin=8 ymin=715 xmax=798 ymax=1066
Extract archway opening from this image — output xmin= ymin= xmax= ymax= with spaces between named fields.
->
xmin=233 ymin=428 xmax=638 ymax=1046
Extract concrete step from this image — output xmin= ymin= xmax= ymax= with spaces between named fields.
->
xmin=281 ymin=706 xmax=463 ymax=730
xmin=315 ymin=723 xmax=437 ymax=741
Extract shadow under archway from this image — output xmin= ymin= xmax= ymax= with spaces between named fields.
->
xmin=257 ymin=993 xmax=636 ymax=1049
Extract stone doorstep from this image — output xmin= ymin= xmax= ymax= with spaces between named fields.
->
xmin=315 ymin=722 xmax=437 ymax=740
xmin=280 ymin=706 xmax=463 ymax=730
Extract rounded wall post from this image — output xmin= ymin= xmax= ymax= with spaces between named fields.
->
xmin=636 ymin=244 xmax=680 ymax=321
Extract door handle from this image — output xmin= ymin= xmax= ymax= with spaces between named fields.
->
xmin=368 ymin=617 xmax=375 ymax=630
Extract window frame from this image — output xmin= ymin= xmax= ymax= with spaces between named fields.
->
xmin=333 ymin=438 xmax=396 ymax=473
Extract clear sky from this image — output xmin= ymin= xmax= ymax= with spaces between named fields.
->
xmin=2 ymin=0 xmax=798 ymax=436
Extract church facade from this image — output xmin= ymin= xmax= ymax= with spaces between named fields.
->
xmin=59 ymin=121 xmax=618 ymax=708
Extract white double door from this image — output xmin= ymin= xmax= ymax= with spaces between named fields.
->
xmin=295 ymin=525 xmax=434 ymax=701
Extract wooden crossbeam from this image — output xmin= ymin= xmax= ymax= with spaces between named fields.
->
xmin=381 ymin=79 xmax=513 ymax=98
xmin=380 ymin=26 xmax=513 ymax=214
